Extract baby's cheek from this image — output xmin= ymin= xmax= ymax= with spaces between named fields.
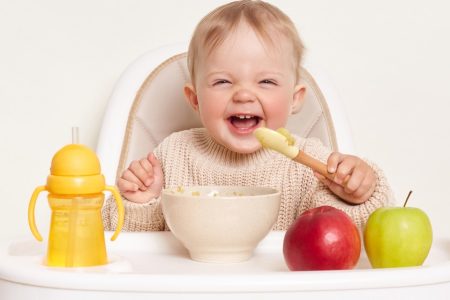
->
xmin=198 ymin=102 xmax=223 ymax=122
xmin=266 ymin=107 xmax=290 ymax=128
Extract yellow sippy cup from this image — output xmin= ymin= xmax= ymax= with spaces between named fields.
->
xmin=28 ymin=128 xmax=124 ymax=267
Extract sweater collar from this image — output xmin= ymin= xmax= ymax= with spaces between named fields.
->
xmin=190 ymin=128 xmax=277 ymax=169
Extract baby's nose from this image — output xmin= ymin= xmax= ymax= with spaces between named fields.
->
xmin=232 ymin=88 xmax=257 ymax=103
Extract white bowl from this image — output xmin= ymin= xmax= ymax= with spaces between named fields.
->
xmin=161 ymin=186 xmax=281 ymax=263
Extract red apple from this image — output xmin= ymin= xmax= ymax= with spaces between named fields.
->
xmin=283 ymin=205 xmax=361 ymax=271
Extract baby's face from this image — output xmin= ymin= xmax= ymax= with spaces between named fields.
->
xmin=185 ymin=22 xmax=304 ymax=153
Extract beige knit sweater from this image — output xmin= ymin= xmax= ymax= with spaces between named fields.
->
xmin=102 ymin=128 xmax=394 ymax=231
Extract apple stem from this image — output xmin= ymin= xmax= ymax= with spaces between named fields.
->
xmin=403 ymin=190 xmax=413 ymax=207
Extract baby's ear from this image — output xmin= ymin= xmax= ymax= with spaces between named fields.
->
xmin=184 ymin=83 xmax=199 ymax=112
xmin=290 ymin=84 xmax=306 ymax=114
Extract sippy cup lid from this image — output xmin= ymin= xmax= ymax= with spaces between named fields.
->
xmin=46 ymin=130 xmax=106 ymax=194
xmin=51 ymin=144 xmax=101 ymax=176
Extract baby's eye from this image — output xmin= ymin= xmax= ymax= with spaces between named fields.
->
xmin=259 ymin=79 xmax=276 ymax=85
xmin=213 ymin=79 xmax=231 ymax=86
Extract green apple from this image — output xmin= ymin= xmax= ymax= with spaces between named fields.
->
xmin=364 ymin=191 xmax=432 ymax=268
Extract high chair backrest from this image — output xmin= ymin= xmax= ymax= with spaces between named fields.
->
xmin=97 ymin=43 xmax=354 ymax=184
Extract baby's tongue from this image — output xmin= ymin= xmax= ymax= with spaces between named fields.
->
xmin=230 ymin=117 xmax=257 ymax=129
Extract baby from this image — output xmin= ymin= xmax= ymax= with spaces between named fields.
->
xmin=103 ymin=0 xmax=393 ymax=231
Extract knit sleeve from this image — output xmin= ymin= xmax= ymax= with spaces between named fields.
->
xmin=299 ymin=138 xmax=395 ymax=228
xmin=102 ymin=195 xmax=165 ymax=231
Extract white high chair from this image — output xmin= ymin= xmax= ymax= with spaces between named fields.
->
xmin=96 ymin=43 xmax=354 ymax=184
xmin=5 ymin=44 xmax=449 ymax=300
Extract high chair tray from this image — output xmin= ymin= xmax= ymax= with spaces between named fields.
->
xmin=1 ymin=231 xmax=450 ymax=299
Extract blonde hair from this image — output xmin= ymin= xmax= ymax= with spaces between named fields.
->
xmin=187 ymin=0 xmax=304 ymax=85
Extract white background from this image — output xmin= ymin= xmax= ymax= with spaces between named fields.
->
xmin=0 ymin=0 xmax=449 ymax=240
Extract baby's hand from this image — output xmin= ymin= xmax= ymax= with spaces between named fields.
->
xmin=117 ymin=153 xmax=164 ymax=203
xmin=314 ymin=152 xmax=376 ymax=204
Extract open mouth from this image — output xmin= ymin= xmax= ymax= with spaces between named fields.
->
xmin=228 ymin=114 xmax=262 ymax=132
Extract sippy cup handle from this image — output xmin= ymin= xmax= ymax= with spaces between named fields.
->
xmin=28 ymin=186 xmax=47 ymax=241
xmin=104 ymin=185 xmax=124 ymax=241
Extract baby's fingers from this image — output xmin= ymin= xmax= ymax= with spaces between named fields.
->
xmin=139 ymin=158 xmax=154 ymax=185
xmin=129 ymin=160 xmax=152 ymax=188
xmin=117 ymin=176 xmax=139 ymax=193
xmin=333 ymin=157 xmax=356 ymax=185
xmin=148 ymin=153 xmax=162 ymax=177
xmin=327 ymin=152 xmax=343 ymax=174
xmin=348 ymin=170 xmax=376 ymax=199
xmin=343 ymin=166 xmax=365 ymax=194
xmin=121 ymin=168 xmax=146 ymax=191
xmin=315 ymin=172 xmax=347 ymax=197
xmin=147 ymin=153 xmax=164 ymax=191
